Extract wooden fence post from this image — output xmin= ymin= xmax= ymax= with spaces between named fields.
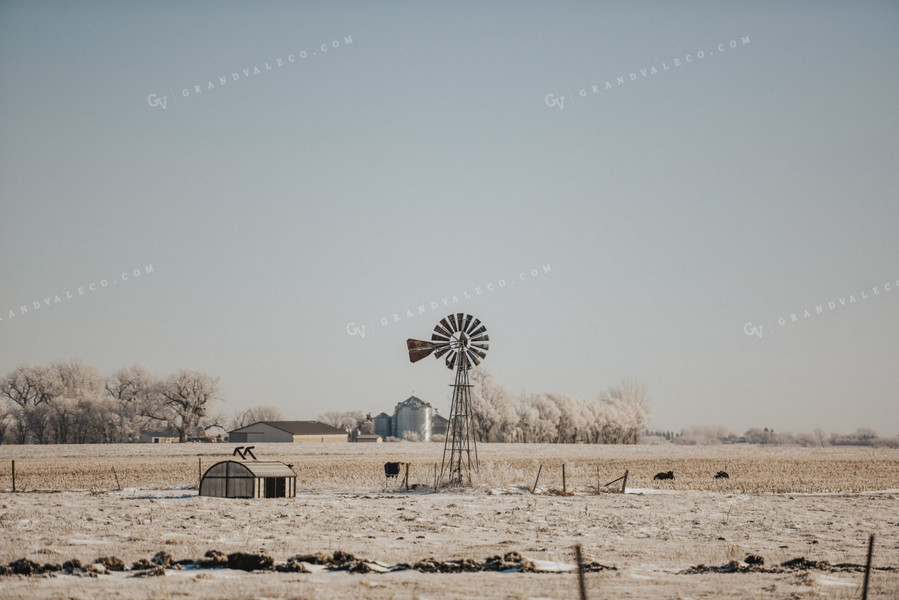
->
xmin=433 ymin=464 xmax=437 ymax=489
xmin=532 ymin=464 xmax=543 ymax=494
xmin=112 ymin=467 xmax=121 ymax=491
xmin=862 ymin=533 xmax=874 ymax=600
xmin=562 ymin=464 xmax=567 ymax=494
xmin=198 ymin=457 xmax=202 ymax=488
xmin=11 ymin=460 xmax=15 ymax=493
xmin=621 ymin=469 xmax=628 ymax=493
xmin=574 ymin=544 xmax=588 ymax=600
xmin=403 ymin=463 xmax=410 ymax=491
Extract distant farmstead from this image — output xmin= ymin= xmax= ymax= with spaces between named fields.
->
xmin=139 ymin=429 xmax=180 ymax=444
xmin=228 ymin=421 xmax=348 ymax=443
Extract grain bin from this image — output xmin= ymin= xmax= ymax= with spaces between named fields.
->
xmin=393 ymin=395 xmax=432 ymax=441
xmin=373 ymin=412 xmax=393 ymax=439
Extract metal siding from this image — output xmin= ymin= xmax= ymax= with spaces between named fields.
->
xmin=395 ymin=404 xmax=432 ymax=440
xmin=373 ymin=414 xmax=392 ymax=438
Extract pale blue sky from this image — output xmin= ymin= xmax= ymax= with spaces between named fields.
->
xmin=1 ymin=1 xmax=897 ymax=434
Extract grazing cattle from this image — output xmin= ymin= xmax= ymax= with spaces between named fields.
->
xmin=715 ymin=471 xmax=729 ymax=479
xmin=653 ymin=471 xmax=674 ymax=481
xmin=384 ymin=462 xmax=401 ymax=478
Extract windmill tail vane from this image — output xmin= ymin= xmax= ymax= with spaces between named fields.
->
xmin=406 ymin=313 xmax=489 ymax=488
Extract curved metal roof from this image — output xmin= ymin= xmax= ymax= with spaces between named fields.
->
xmin=204 ymin=460 xmax=296 ymax=478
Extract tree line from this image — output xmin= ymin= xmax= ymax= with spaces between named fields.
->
xmin=0 ymin=362 xmax=222 ymax=444
xmin=469 ymin=370 xmax=651 ymax=443
xmin=319 ymin=370 xmax=653 ymax=444
xmin=664 ymin=424 xmax=898 ymax=447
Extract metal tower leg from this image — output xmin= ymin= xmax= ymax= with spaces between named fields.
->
xmin=438 ymin=360 xmax=477 ymax=487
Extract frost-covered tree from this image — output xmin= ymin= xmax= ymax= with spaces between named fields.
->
xmin=469 ymin=368 xmax=518 ymax=442
xmin=153 ymin=370 xmax=221 ymax=442
xmin=230 ymin=405 xmax=284 ymax=429
xmin=105 ymin=365 xmax=159 ymax=442
xmin=318 ymin=410 xmax=365 ymax=430
xmin=517 ymin=394 xmax=562 ymax=442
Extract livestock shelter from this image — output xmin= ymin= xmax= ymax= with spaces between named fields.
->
xmin=199 ymin=460 xmax=297 ymax=498
xmin=228 ymin=420 xmax=348 ymax=443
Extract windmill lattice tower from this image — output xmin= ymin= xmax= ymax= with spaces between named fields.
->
xmin=406 ymin=313 xmax=489 ymax=487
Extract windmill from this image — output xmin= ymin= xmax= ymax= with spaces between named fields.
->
xmin=407 ymin=313 xmax=488 ymax=487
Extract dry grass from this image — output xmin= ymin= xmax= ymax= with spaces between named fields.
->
xmin=0 ymin=443 xmax=896 ymax=494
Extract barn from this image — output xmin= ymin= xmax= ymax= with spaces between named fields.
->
xmin=228 ymin=421 xmax=348 ymax=443
xmin=199 ymin=460 xmax=297 ymax=498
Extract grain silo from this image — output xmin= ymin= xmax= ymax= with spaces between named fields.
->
xmin=199 ymin=460 xmax=297 ymax=498
xmin=393 ymin=395 xmax=432 ymax=441
xmin=373 ymin=412 xmax=393 ymax=439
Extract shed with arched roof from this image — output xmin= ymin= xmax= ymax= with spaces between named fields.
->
xmin=199 ymin=460 xmax=297 ymax=498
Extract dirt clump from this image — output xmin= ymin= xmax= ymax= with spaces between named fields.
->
xmin=198 ymin=550 xmax=228 ymax=568
xmin=96 ymin=556 xmax=125 ymax=571
xmin=9 ymin=558 xmax=45 ymax=575
xmin=226 ymin=552 xmax=274 ymax=571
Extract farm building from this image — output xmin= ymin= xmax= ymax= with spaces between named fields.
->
xmin=228 ymin=420 xmax=348 ymax=443
xmin=139 ymin=429 xmax=180 ymax=443
xmin=431 ymin=413 xmax=449 ymax=437
xmin=199 ymin=460 xmax=297 ymax=498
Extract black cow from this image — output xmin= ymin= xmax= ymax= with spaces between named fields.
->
xmin=714 ymin=471 xmax=729 ymax=479
xmin=384 ymin=462 xmax=401 ymax=478
xmin=653 ymin=471 xmax=674 ymax=480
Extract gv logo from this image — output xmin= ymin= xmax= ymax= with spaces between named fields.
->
xmin=544 ymin=94 xmax=565 ymax=111
xmin=345 ymin=322 xmax=366 ymax=339
xmin=743 ymin=322 xmax=763 ymax=338
xmin=147 ymin=94 xmax=168 ymax=110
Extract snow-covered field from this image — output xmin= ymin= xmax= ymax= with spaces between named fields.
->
xmin=0 ymin=444 xmax=897 ymax=598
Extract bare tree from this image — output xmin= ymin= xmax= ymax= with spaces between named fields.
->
xmin=0 ymin=404 xmax=10 ymax=444
xmin=46 ymin=361 xmax=104 ymax=443
xmin=153 ymin=370 xmax=221 ymax=442
xmin=105 ymin=365 xmax=158 ymax=442
xmin=230 ymin=405 xmax=284 ymax=430
xmin=0 ymin=365 xmax=52 ymax=408
xmin=318 ymin=410 xmax=364 ymax=430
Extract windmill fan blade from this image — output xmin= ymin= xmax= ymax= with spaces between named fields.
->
xmin=469 ymin=325 xmax=487 ymax=338
xmin=465 ymin=317 xmax=481 ymax=335
xmin=456 ymin=313 xmax=465 ymax=331
xmin=448 ymin=314 xmax=459 ymax=332
xmin=471 ymin=342 xmax=489 ymax=351
xmin=439 ymin=318 xmax=453 ymax=335
xmin=431 ymin=332 xmax=450 ymax=342
xmin=434 ymin=345 xmax=452 ymax=359
xmin=466 ymin=349 xmax=480 ymax=366
xmin=471 ymin=347 xmax=487 ymax=359
xmin=445 ymin=351 xmax=457 ymax=370
xmin=471 ymin=334 xmax=489 ymax=343
xmin=406 ymin=339 xmax=436 ymax=363
xmin=461 ymin=314 xmax=473 ymax=334
xmin=434 ymin=321 xmax=452 ymax=338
